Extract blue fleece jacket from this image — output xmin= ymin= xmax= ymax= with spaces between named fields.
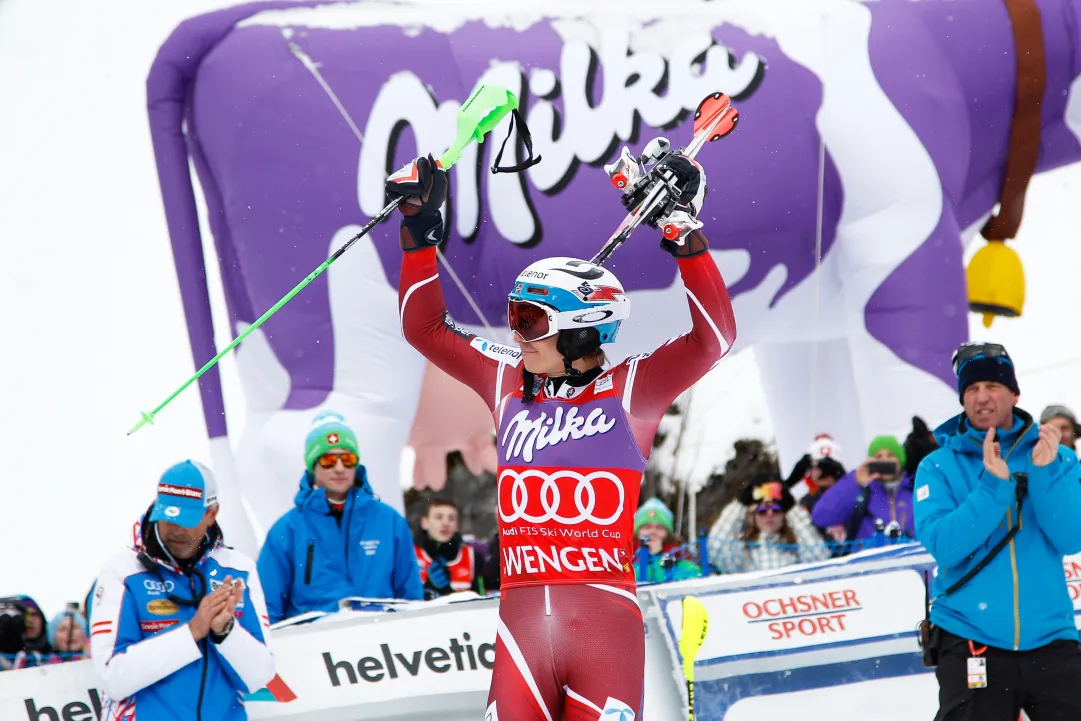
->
xmin=914 ymin=409 xmax=1081 ymax=650
xmin=257 ymin=467 xmax=423 ymax=624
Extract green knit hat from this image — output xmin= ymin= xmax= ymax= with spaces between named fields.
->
xmin=634 ymin=498 xmax=674 ymax=536
xmin=867 ymin=435 xmax=906 ymax=468
xmin=304 ymin=411 xmax=360 ymax=471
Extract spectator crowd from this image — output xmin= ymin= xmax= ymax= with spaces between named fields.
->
xmin=4 ymin=350 xmax=1080 ymax=673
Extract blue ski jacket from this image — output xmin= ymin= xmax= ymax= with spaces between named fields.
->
xmin=914 ymin=409 xmax=1081 ymax=651
xmin=89 ymin=514 xmax=275 ymax=720
xmin=258 ymin=467 xmax=423 ymax=623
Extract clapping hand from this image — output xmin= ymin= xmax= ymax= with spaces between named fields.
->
xmin=982 ymin=428 xmax=1010 ymax=480
xmin=190 ymin=585 xmax=230 ymax=641
xmin=209 ymin=576 xmax=243 ymax=636
xmin=1032 ymin=424 xmax=1062 ymax=467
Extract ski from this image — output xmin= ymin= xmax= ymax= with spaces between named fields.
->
xmin=591 ymin=93 xmax=739 ymax=266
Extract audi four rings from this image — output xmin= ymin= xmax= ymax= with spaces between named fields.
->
xmin=497 ymin=469 xmax=625 ymax=526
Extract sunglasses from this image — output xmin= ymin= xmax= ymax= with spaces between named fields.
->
xmin=755 ymin=503 xmax=783 ymax=515
xmin=951 ymin=342 xmax=1011 ymax=374
xmin=317 ymin=452 xmax=358 ymax=469
xmin=508 ymin=300 xmax=557 ymax=342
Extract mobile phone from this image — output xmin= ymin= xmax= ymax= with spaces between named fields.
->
xmin=868 ymin=460 xmax=899 ymax=476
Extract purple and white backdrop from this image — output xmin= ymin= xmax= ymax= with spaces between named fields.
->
xmin=147 ymin=0 xmax=1081 ymax=548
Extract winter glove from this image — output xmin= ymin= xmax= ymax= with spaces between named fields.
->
xmin=385 ymin=154 xmax=448 ymax=251
xmin=815 ymin=456 xmax=847 ymax=482
xmin=426 ymin=556 xmax=450 ymax=591
xmin=903 ymin=416 xmax=938 ymax=476
xmin=654 ymin=154 xmax=709 ymax=258
xmin=784 ymin=454 xmax=813 ymax=487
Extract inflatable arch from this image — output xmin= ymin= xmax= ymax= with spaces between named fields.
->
xmin=147 ymin=0 xmax=1081 ymax=549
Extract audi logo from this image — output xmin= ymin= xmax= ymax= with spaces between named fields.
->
xmin=498 ymin=469 xmax=625 ymax=526
xmin=144 ymin=579 xmax=175 ymax=593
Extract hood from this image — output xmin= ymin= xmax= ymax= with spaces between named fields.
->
xmin=932 ymin=407 xmax=1036 ymax=456
xmin=293 ymin=465 xmax=374 ymax=510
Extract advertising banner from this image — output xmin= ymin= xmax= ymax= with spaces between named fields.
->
xmin=662 ymin=569 xmax=926 ymax=663
xmin=263 ymin=607 xmax=498 ymax=715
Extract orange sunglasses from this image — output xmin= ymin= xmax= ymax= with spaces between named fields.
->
xmin=317 ymin=452 xmax=358 ymax=469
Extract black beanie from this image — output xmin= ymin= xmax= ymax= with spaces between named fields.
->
xmin=956 ymin=356 xmax=1020 ymax=403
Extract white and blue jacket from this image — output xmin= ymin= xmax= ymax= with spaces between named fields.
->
xmin=89 ymin=513 xmax=276 ymax=720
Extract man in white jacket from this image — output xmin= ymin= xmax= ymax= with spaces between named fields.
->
xmin=89 ymin=460 xmax=276 ymax=720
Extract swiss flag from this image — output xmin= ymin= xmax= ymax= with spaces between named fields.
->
xmin=327 ymin=433 xmax=339 ymax=444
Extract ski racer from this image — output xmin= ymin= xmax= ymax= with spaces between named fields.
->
xmin=386 ymin=149 xmax=736 ymax=720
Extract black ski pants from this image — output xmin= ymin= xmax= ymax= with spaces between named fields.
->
xmin=935 ymin=629 xmax=1081 ymax=721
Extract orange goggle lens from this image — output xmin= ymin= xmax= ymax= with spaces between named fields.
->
xmin=317 ymin=452 xmax=358 ymax=469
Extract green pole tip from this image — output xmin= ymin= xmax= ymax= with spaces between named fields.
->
xmin=127 ymin=410 xmax=155 ymax=436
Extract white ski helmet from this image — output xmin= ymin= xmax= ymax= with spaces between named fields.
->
xmin=507 ymin=257 xmax=630 ymax=345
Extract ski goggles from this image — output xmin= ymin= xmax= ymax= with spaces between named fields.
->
xmin=755 ymin=503 xmax=784 ymax=515
xmin=508 ymin=300 xmax=558 ymax=342
xmin=951 ymin=342 xmax=1011 ymax=374
xmin=317 ymin=451 xmax=359 ymax=469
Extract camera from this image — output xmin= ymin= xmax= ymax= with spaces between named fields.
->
xmin=868 ymin=460 xmax=900 ymax=476
xmin=0 ymin=598 xmax=28 ymax=655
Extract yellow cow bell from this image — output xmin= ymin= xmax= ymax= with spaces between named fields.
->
xmin=966 ymin=239 xmax=1025 ymax=328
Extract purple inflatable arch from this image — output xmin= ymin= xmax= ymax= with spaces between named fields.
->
xmin=146 ymin=0 xmax=1081 ymax=543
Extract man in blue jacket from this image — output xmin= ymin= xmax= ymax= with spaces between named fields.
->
xmin=90 ymin=461 xmax=276 ymax=720
xmin=915 ymin=342 xmax=1081 ymax=721
xmin=258 ymin=411 xmax=423 ymax=623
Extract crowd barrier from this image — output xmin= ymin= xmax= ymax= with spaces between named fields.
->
xmin=636 ymin=534 xmax=914 ymax=583
xmin=6 ymin=545 xmax=1081 ymax=720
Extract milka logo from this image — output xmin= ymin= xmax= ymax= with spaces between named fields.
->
xmin=358 ymin=25 xmax=766 ymax=245
xmin=502 ymin=406 xmax=617 ymax=462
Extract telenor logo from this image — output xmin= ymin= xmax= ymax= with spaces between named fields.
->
xmin=324 ymin=634 xmax=495 ymax=686
xmin=470 ymin=337 xmax=522 ymax=366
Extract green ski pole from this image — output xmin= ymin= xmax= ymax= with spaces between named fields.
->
xmin=129 ymin=82 xmax=520 ymax=435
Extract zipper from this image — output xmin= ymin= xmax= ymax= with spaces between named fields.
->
xmin=196 ymin=638 xmax=209 ymax=721
xmin=1007 ymin=507 xmax=1022 ymax=649
xmin=1002 ymin=425 xmax=1027 ymax=650
xmin=188 ymin=571 xmax=209 ymax=721
xmin=304 ymin=541 xmax=315 ymax=585
xmin=969 ymin=420 xmax=1029 ymax=649
xmin=344 ymin=496 xmax=354 ymax=583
